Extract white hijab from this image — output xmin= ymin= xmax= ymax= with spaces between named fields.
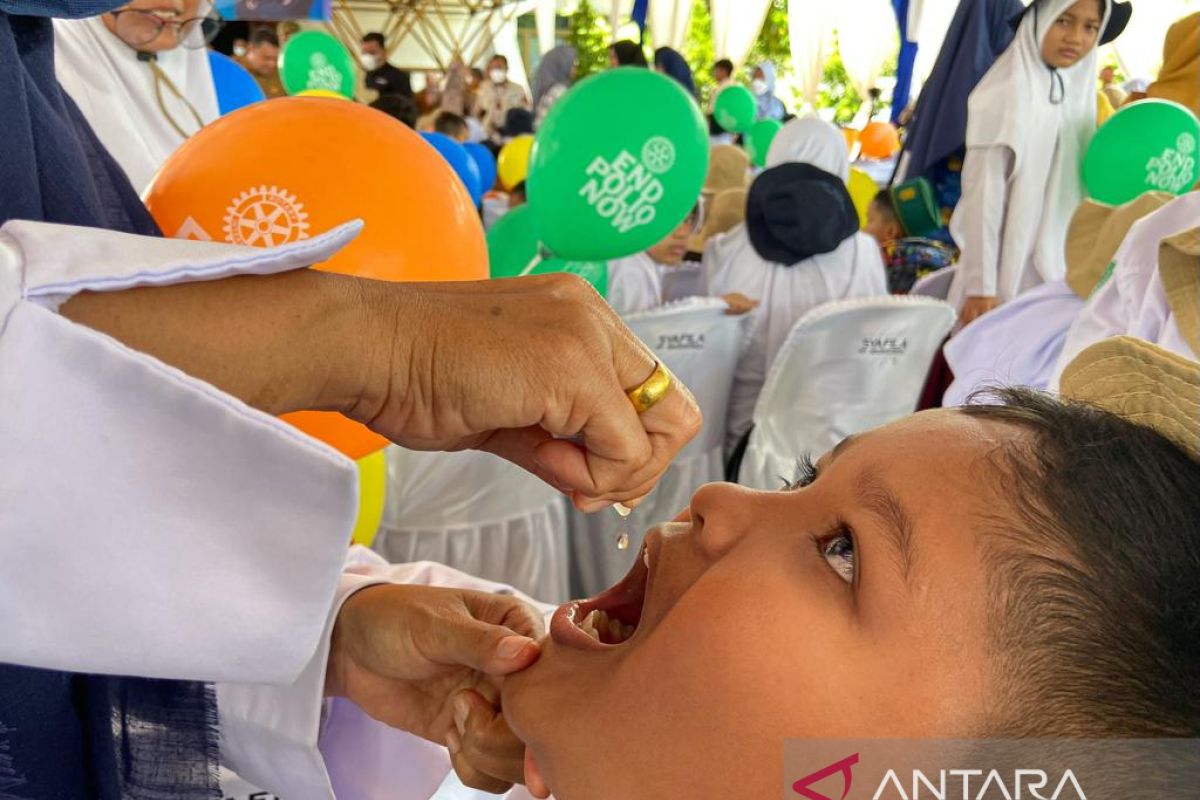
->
xmin=54 ymin=14 xmax=219 ymax=194
xmin=765 ymin=115 xmax=851 ymax=181
xmin=965 ymin=0 xmax=1111 ymax=298
xmin=706 ymin=117 xmax=887 ymax=447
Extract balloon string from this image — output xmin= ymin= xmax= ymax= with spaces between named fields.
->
xmin=518 ymin=251 xmax=544 ymax=277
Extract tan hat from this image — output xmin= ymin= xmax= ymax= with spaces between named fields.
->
xmin=1159 ymin=225 xmax=1200 ymax=357
xmin=703 ymin=145 xmax=750 ymax=196
xmin=1064 ymin=192 xmax=1174 ymax=298
xmin=1060 ymin=335 xmax=1199 ymax=457
xmin=688 ymin=187 xmax=748 ymax=252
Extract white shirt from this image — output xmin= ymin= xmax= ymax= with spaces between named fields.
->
xmin=705 ymin=225 xmax=887 ymax=449
xmin=607 ymin=252 xmax=665 ymax=315
xmin=942 ymin=279 xmax=1084 ymax=407
xmin=1050 ymin=192 xmax=1200 ymax=390
xmin=54 ymin=16 xmax=219 ymax=194
xmin=0 ymin=219 xmax=537 ymax=799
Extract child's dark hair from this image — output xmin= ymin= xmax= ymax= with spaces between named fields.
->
xmin=434 ymin=111 xmax=468 ymax=140
xmin=872 ymin=189 xmax=898 ymax=221
xmin=510 ymin=180 xmax=526 ymax=201
xmin=370 ymin=95 xmax=419 ymax=129
xmin=961 ymin=387 xmax=1200 ymax=737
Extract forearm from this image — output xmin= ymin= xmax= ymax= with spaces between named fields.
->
xmin=61 ymin=269 xmax=387 ymax=417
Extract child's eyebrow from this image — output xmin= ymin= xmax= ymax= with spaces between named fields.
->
xmin=856 ymin=468 xmax=918 ymax=586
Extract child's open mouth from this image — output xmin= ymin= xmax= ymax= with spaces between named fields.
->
xmin=550 ymin=535 xmax=656 ymax=651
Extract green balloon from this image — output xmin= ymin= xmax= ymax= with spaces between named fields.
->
xmin=713 ymin=85 xmax=756 ymax=134
xmin=527 ymin=68 xmax=709 ymax=262
xmin=745 ymin=119 xmax=782 ymax=167
xmin=279 ymin=31 xmax=356 ymax=98
xmin=1083 ymin=99 xmax=1200 ymax=204
xmin=532 ymin=258 xmax=609 ymax=298
xmin=486 ymin=205 xmax=541 ymax=278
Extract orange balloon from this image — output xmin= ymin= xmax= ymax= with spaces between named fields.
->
xmin=842 ymin=127 xmax=860 ymax=155
xmin=146 ymin=97 xmax=488 ymax=458
xmin=859 ymin=121 xmax=901 ymax=160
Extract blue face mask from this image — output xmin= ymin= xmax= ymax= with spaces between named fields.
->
xmin=0 ymin=0 xmax=125 ymax=19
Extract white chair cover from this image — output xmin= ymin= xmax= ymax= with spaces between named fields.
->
xmin=373 ymin=447 xmax=570 ymax=603
xmin=738 ymin=296 xmax=956 ymax=490
xmin=568 ymin=298 xmax=746 ymax=598
xmin=910 ymin=264 xmax=958 ymax=299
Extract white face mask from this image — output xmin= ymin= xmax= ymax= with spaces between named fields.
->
xmin=232 ymin=43 xmax=246 ymax=57
xmin=360 ymin=53 xmax=381 ymax=71
xmin=489 ymin=68 xmax=507 ymax=84
xmin=751 ymin=78 xmax=769 ymax=96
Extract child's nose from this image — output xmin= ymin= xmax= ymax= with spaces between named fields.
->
xmin=687 ymin=481 xmax=761 ymax=560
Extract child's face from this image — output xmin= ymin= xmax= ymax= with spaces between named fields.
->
xmin=646 ymin=212 xmax=698 ymax=265
xmin=503 ymin=410 xmax=1012 ymax=799
xmin=865 ymin=201 xmax=903 ymax=243
xmin=1041 ymin=0 xmax=1103 ymax=69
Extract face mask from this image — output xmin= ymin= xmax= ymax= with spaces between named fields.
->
xmin=233 ymin=43 xmax=246 ymax=57
xmin=489 ymin=69 xmax=507 ymax=84
xmin=751 ymin=79 xmax=769 ymax=95
xmin=360 ymin=53 xmax=380 ymax=71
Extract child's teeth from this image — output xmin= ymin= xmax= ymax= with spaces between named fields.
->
xmin=643 ymin=548 xmax=650 ymax=569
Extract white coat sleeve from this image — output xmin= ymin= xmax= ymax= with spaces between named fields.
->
xmin=950 ymin=146 xmax=1014 ymax=300
xmin=0 ymin=218 xmax=364 ymax=686
xmin=217 ymin=547 xmax=553 ymax=800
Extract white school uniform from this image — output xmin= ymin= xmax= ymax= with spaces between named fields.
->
xmin=607 ymin=251 xmax=665 ymax=315
xmin=948 ymin=0 xmax=1111 ymax=310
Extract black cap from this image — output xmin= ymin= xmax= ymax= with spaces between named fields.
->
xmin=745 ymin=163 xmax=859 ymax=267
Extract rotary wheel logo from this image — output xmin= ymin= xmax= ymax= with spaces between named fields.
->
xmin=1177 ymin=132 xmax=1196 ymax=156
xmin=223 ymin=186 xmax=310 ymax=247
xmin=641 ymin=136 xmax=676 ymax=174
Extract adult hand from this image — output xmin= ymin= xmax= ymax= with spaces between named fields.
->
xmin=352 ymin=274 xmax=703 ymax=510
xmin=959 ymin=295 xmax=1000 ymax=327
xmin=325 ymin=583 xmax=542 ymax=786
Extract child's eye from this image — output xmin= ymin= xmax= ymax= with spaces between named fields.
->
xmin=820 ymin=529 xmax=856 ymax=584
xmin=783 ymin=453 xmax=818 ymax=491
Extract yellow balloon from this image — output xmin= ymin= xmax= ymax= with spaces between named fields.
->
xmin=298 ymin=89 xmax=350 ymax=100
xmin=848 ymin=168 xmax=878 ymax=229
xmin=497 ymin=134 xmax=534 ymax=191
xmin=351 ymin=449 xmax=387 ymax=548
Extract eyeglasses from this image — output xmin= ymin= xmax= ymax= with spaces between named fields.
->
xmin=108 ymin=8 xmax=224 ymax=50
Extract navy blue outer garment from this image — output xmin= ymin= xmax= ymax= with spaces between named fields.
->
xmin=0 ymin=2 xmax=218 ymax=797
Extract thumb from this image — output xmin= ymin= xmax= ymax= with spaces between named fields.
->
xmin=418 ymin=611 xmax=541 ymax=677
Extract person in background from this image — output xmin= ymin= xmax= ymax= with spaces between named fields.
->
xmin=360 ymin=31 xmax=412 ymax=98
xmin=708 ymin=57 xmax=734 ymax=111
xmin=434 ymin=110 xmax=469 ymax=142
xmin=701 ymin=144 xmax=750 ymax=204
xmin=706 ymin=117 xmax=887 ymax=451
xmin=508 ymin=180 xmax=527 ymax=210
xmin=867 ymin=190 xmax=958 ymax=294
xmin=751 ymin=62 xmax=785 ymax=121
xmin=237 ymin=27 xmax=284 ymax=98
xmin=608 ymin=39 xmax=647 ymax=67
xmin=1098 ymin=64 xmax=1126 ymax=107
xmin=414 ymin=70 xmax=443 ymax=114
xmin=276 ymin=19 xmax=298 ymax=44
xmin=496 ymin=107 xmax=533 ymax=144
xmin=475 ymin=54 xmax=530 ymax=140
xmin=231 ymin=34 xmax=246 ymax=56
xmin=1145 ymin=12 xmax=1199 ymax=117
xmin=609 ymin=206 xmax=757 ymax=316
xmin=53 ymin=0 xmax=220 ymax=193
xmin=653 ymin=46 xmax=697 ymax=100
xmin=532 ymin=44 xmax=576 ymax=129
xmin=370 ymin=93 xmax=419 ymax=128
xmin=688 ymin=187 xmax=747 ymax=257
xmin=949 ymin=0 xmax=1129 ymax=327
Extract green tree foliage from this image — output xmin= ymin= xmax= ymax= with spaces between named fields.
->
xmin=817 ymin=35 xmax=864 ymax=126
xmin=568 ymin=0 xmax=609 ymax=80
xmin=745 ymin=0 xmax=790 ymax=75
xmin=682 ymin=0 xmax=716 ymax=103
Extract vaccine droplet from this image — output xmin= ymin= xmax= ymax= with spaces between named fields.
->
xmin=616 ymin=532 xmax=630 ymax=550
xmin=614 ymin=502 xmax=633 ymax=518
